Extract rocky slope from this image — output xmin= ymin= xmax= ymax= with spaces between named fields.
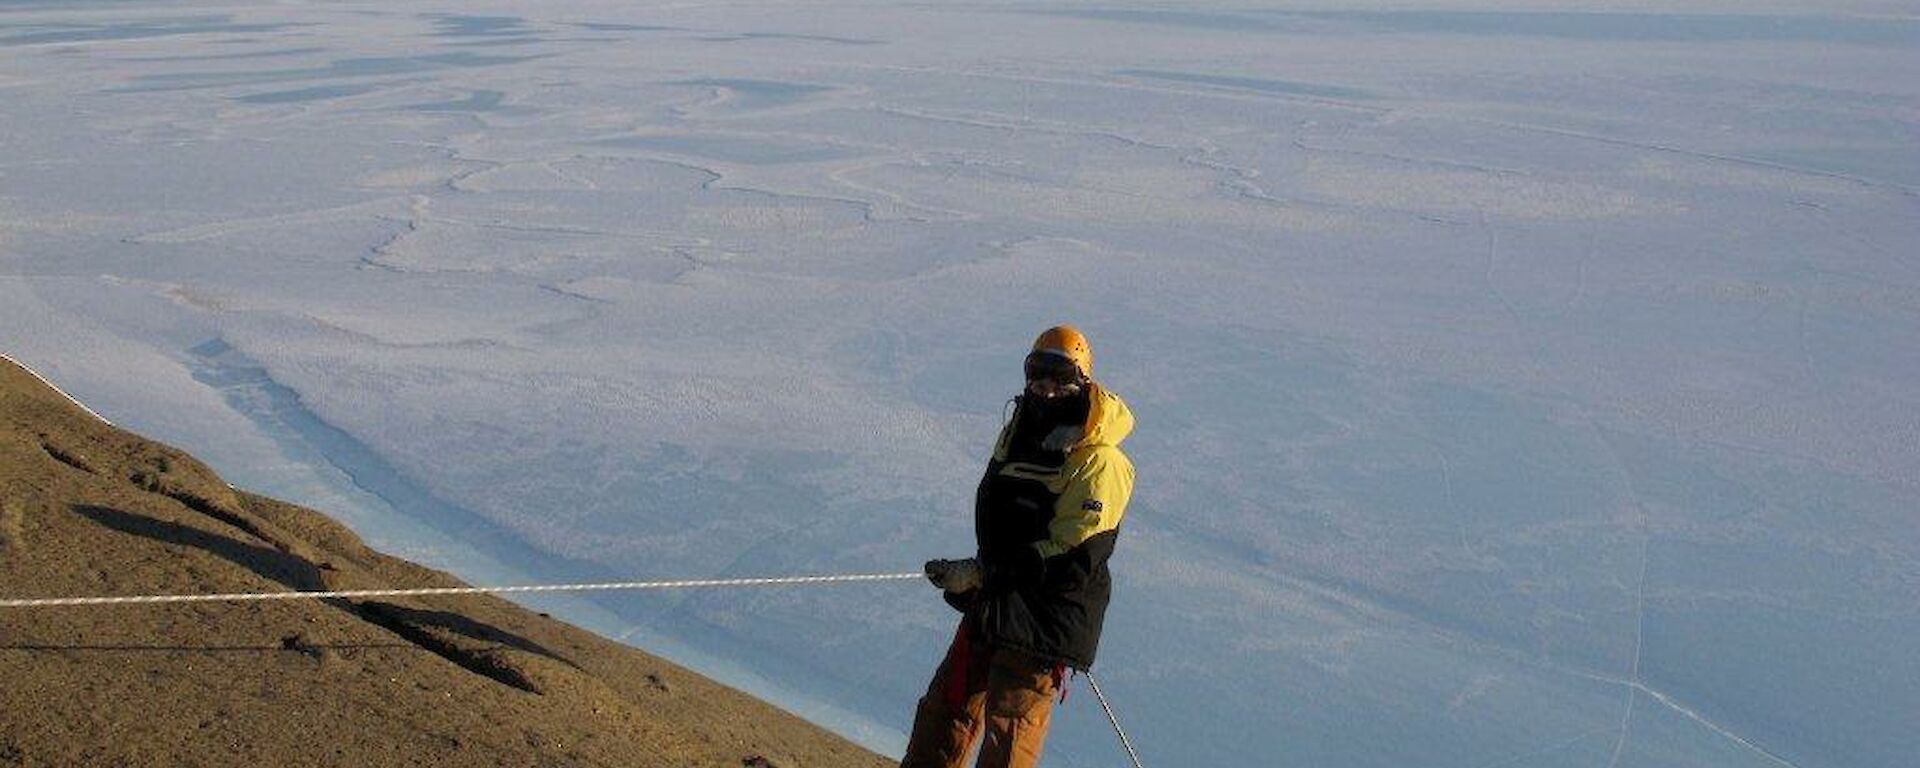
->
xmin=0 ymin=357 xmax=892 ymax=768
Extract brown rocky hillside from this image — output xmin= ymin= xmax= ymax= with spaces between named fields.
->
xmin=0 ymin=356 xmax=893 ymax=768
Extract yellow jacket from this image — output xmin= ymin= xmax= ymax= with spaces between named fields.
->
xmin=973 ymin=382 xmax=1135 ymax=668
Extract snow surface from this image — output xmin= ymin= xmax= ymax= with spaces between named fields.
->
xmin=3 ymin=1 xmax=1916 ymax=766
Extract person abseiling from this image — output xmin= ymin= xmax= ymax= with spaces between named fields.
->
xmin=902 ymin=324 xmax=1137 ymax=768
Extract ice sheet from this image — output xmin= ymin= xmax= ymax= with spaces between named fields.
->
xmin=3 ymin=2 xmax=1915 ymax=765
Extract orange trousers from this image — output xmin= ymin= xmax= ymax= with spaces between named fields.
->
xmin=900 ymin=622 xmax=1061 ymax=768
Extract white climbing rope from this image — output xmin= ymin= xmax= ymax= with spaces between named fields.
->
xmin=0 ymin=352 xmax=113 ymax=425
xmin=2 ymin=568 xmax=1152 ymax=762
xmin=1085 ymin=670 xmax=1147 ymax=768
xmin=0 ymin=572 xmax=923 ymax=608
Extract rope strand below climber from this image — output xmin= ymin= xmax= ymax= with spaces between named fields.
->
xmin=1086 ymin=670 xmax=1147 ymax=768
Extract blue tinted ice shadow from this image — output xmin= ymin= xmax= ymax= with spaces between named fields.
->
xmin=405 ymin=89 xmax=507 ymax=113
xmin=182 ymin=337 xmax=601 ymax=586
xmin=1033 ymin=9 xmax=1299 ymax=32
xmin=1035 ymin=8 xmax=1918 ymax=46
xmin=0 ymin=16 xmax=303 ymax=46
xmin=1118 ymin=69 xmax=1372 ymax=100
xmin=596 ymin=134 xmax=865 ymax=164
xmin=117 ymin=46 xmax=326 ymax=63
xmin=1280 ymin=10 xmax=1919 ymax=45
xmin=425 ymin=14 xmax=545 ymax=46
xmin=698 ymin=31 xmax=881 ymax=45
xmin=0 ymin=0 xmax=172 ymax=6
xmin=669 ymin=78 xmax=832 ymax=110
xmin=568 ymin=22 xmax=682 ymax=33
xmin=113 ymin=52 xmax=545 ymax=93
xmin=234 ymin=82 xmax=389 ymax=104
xmin=428 ymin=14 xmax=529 ymax=38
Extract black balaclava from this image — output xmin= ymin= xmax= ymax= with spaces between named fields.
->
xmin=1008 ymin=388 xmax=1092 ymax=460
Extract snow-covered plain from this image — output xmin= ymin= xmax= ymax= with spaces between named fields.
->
xmin=4 ymin=1 xmax=1916 ymax=765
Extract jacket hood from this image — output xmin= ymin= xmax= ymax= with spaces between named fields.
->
xmin=1076 ymin=382 xmax=1133 ymax=449
xmin=993 ymin=382 xmax=1134 ymax=460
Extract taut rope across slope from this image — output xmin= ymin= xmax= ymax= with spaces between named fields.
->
xmin=0 ymin=572 xmax=923 ymax=608
xmin=2 ymin=570 xmax=1148 ymax=762
xmin=1 ymin=353 xmax=113 ymax=425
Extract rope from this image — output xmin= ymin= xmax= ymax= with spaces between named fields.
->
xmin=1 ymin=352 xmax=114 ymax=425
xmin=4 ymin=564 xmax=1154 ymax=762
xmin=0 ymin=572 xmax=923 ymax=608
xmin=1085 ymin=670 xmax=1147 ymax=768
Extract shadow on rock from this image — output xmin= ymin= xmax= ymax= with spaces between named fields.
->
xmin=75 ymin=503 xmax=326 ymax=592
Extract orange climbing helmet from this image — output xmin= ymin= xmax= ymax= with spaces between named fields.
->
xmin=1028 ymin=325 xmax=1094 ymax=382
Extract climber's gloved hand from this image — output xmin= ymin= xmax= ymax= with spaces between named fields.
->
xmin=923 ymin=558 xmax=983 ymax=593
